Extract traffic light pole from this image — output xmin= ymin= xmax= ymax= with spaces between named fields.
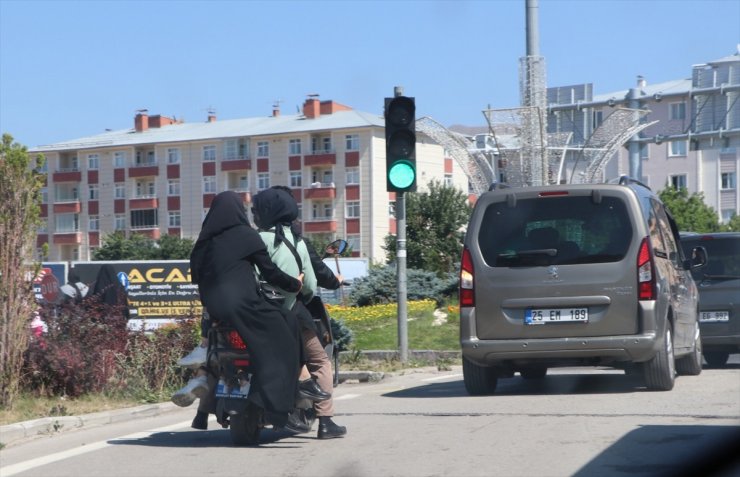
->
xmin=397 ymin=191 xmax=408 ymax=364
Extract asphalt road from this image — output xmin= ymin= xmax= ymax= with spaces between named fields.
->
xmin=1 ymin=361 xmax=739 ymax=477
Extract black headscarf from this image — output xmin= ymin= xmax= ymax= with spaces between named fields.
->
xmin=252 ymin=188 xmax=299 ymax=246
xmin=190 ymin=191 xmax=264 ymax=285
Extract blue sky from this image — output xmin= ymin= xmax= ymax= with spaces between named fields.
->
xmin=1 ymin=0 xmax=738 ymax=148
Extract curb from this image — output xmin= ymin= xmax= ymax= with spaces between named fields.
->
xmin=0 ymin=401 xmax=179 ymax=447
xmin=1 ymin=350 xmax=459 ymax=447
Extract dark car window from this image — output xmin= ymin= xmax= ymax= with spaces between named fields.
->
xmin=681 ymin=237 xmax=740 ymax=280
xmin=478 ymin=196 xmax=633 ymax=267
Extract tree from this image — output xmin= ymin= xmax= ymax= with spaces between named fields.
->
xmin=384 ymin=180 xmax=472 ymax=275
xmin=0 ymin=134 xmax=45 ymax=408
xmin=723 ymin=214 xmax=740 ymax=232
xmin=93 ymin=232 xmax=194 ymax=260
xmin=658 ymin=186 xmax=722 ymax=233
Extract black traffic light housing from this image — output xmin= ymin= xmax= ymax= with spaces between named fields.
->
xmin=385 ymin=96 xmax=417 ymax=193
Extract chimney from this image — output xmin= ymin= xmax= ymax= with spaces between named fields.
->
xmin=149 ymin=115 xmax=176 ymax=128
xmin=207 ymin=108 xmax=217 ymax=122
xmin=637 ymin=75 xmax=647 ymax=89
xmin=135 ymin=109 xmax=149 ymax=132
xmin=303 ymin=95 xmax=321 ymax=119
xmin=272 ymin=105 xmax=280 ymax=117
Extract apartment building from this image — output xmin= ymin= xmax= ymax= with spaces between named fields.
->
xmin=547 ymin=48 xmax=740 ymax=222
xmin=31 ymin=98 xmax=468 ymax=263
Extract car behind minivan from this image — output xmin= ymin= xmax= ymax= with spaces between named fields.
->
xmin=459 ymin=178 xmax=707 ymax=394
xmin=680 ymin=232 xmax=740 ymax=367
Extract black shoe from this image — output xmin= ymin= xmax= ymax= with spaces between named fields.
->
xmin=317 ymin=417 xmax=346 ymax=439
xmin=191 ymin=410 xmax=208 ymax=430
xmin=284 ymin=409 xmax=311 ymax=434
xmin=298 ymin=378 xmax=331 ymax=402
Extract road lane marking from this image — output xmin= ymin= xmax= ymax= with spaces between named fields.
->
xmin=422 ymin=373 xmax=462 ymax=382
xmin=334 ymin=393 xmax=361 ymax=401
xmin=0 ymin=420 xmax=192 ymax=477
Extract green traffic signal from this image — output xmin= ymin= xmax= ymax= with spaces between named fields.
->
xmin=388 ymin=160 xmax=416 ymax=189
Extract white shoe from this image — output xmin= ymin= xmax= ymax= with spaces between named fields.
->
xmin=171 ymin=375 xmax=209 ymax=407
xmin=177 ymin=345 xmax=207 ymax=368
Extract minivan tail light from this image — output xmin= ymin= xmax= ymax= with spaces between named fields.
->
xmin=460 ymin=247 xmax=475 ymax=307
xmin=637 ymin=237 xmax=656 ymax=301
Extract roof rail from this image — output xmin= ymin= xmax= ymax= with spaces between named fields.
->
xmin=488 ymin=182 xmax=510 ymax=191
xmin=617 ymin=175 xmax=651 ymax=191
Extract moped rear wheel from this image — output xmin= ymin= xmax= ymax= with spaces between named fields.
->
xmin=229 ymin=402 xmax=262 ymax=446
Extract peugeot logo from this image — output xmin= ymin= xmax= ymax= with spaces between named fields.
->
xmin=548 ymin=266 xmax=559 ymax=280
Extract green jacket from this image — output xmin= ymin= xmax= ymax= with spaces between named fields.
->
xmin=257 ymin=225 xmax=317 ymax=310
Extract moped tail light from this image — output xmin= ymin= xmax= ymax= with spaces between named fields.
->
xmin=228 ymin=331 xmax=247 ymax=350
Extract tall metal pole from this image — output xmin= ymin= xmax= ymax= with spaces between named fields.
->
xmin=394 ymin=85 xmax=409 ymax=364
xmin=628 ymin=76 xmax=643 ymax=180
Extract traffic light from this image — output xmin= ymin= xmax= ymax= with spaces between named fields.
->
xmin=385 ymin=96 xmax=416 ymax=193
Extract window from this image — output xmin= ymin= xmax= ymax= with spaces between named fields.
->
xmin=131 ymin=209 xmax=158 ymax=229
xmin=236 ymin=174 xmax=248 ymax=191
xmin=290 ymin=171 xmax=303 ymax=188
xmin=41 ymin=187 xmax=48 ymax=203
xmin=322 ymin=137 xmax=332 ymax=152
xmin=135 ymin=150 xmax=156 ymax=166
xmin=312 ymin=203 xmax=333 ymax=219
xmin=721 ymin=172 xmax=737 ymax=190
xmin=168 ymin=211 xmax=181 ymax=227
xmin=311 ymin=169 xmax=333 ymax=185
xmin=87 ymin=154 xmax=99 ymax=170
xmin=346 ymin=201 xmax=360 ymax=218
xmin=168 ymin=179 xmax=180 ymax=196
xmin=670 ymin=102 xmax=686 ymax=120
xmin=224 ymin=139 xmax=238 ymax=160
xmin=257 ymin=173 xmax=270 ymax=190
xmin=114 ymin=183 xmax=126 ymax=199
xmin=114 ymin=214 xmax=126 ymax=230
xmin=89 ymin=215 xmax=99 ymax=231
xmin=55 ymin=213 xmax=80 ymax=233
xmin=289 ymin=139 xmax=302 ymax=155
xmin=136 ymin=180 xmax=155 ymax=197
xmin=670 ymin=174 xmax=687 ymax=190
xmin=203 ymin=176 xmax=216 ymax=193
xmin=38 ymin=218 xmax=48 ymax=233
xmin=347 ymin=235 xmax=360 ymax=253
xmin=88 ymin=184 xmax=99 ymax=200
xmin=257 ymin=141 xmax=269 ymax=157
xmin=114 ymin=151 xmax=127 ymax=168
xmin=203 ymin=145 xmax=216 ymax=162
xmin=721 ymin=209 xmax=735 ymax=223
xmin=669 ymin=141 xmax=687 ymax=157
xmin=167 ymin=148 xmax=180 ymax=164
xmin=345 ymin=134 xmax=359 ymax=151
xmin=444 ymin=174 xmax=453 ymax=187
xmin=389 ymin=201 xmax=396 ymax=218
xmin=345 ymin=167 xmax=359 ymax=185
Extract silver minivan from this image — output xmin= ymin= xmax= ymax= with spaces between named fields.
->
xmin=459 ymin=178 xmax=707 ymax=394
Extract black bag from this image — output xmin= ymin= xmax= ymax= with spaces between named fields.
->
xmin=259 ymin=281 xmax=286 ymax=305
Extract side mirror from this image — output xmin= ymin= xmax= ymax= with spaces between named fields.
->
xmin=325 ymin=239 xmax=348 ymax=256
xmin=689 ymin=246 xmax=707 ymax=269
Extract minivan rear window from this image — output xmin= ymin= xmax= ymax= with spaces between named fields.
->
xmin=477 ymin=196 xmax=633 ymax=267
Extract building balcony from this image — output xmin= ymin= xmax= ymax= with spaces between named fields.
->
xmin=53 ymin=201 xmax=81 ymax=214
xmin=52 ymin=170 xmax=82 ymax=182
xmin=53 ymin=231 xmax=82 ymax=244
xmin=131 ymin=228 xmax=161 ymax=240
xmin=304 ymin=151 xmax=336 ymax=166
xmin=221 ymin=158 xmax=252 ymax=171
xmin=303 ymin=219 xmax=337 ymax=233
xmin=303 ymin=184 xmax=336 ymax=200
xmin=129 ymin=197 xmax=159 ymax=209
xmin=128 ymin=164 xmax=159 ymax=178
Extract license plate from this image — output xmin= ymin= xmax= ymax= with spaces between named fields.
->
xmin=525 ymin=308 xmax=588 ymax=324
xmin=700 ymin=311 xmax=729 ymax=322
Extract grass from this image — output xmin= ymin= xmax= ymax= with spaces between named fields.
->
xmin=1 ymin=300 xmax=460 ymax=427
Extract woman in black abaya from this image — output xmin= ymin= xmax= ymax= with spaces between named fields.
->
xmin=189 ymin=191 xmax=303 ymax=427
